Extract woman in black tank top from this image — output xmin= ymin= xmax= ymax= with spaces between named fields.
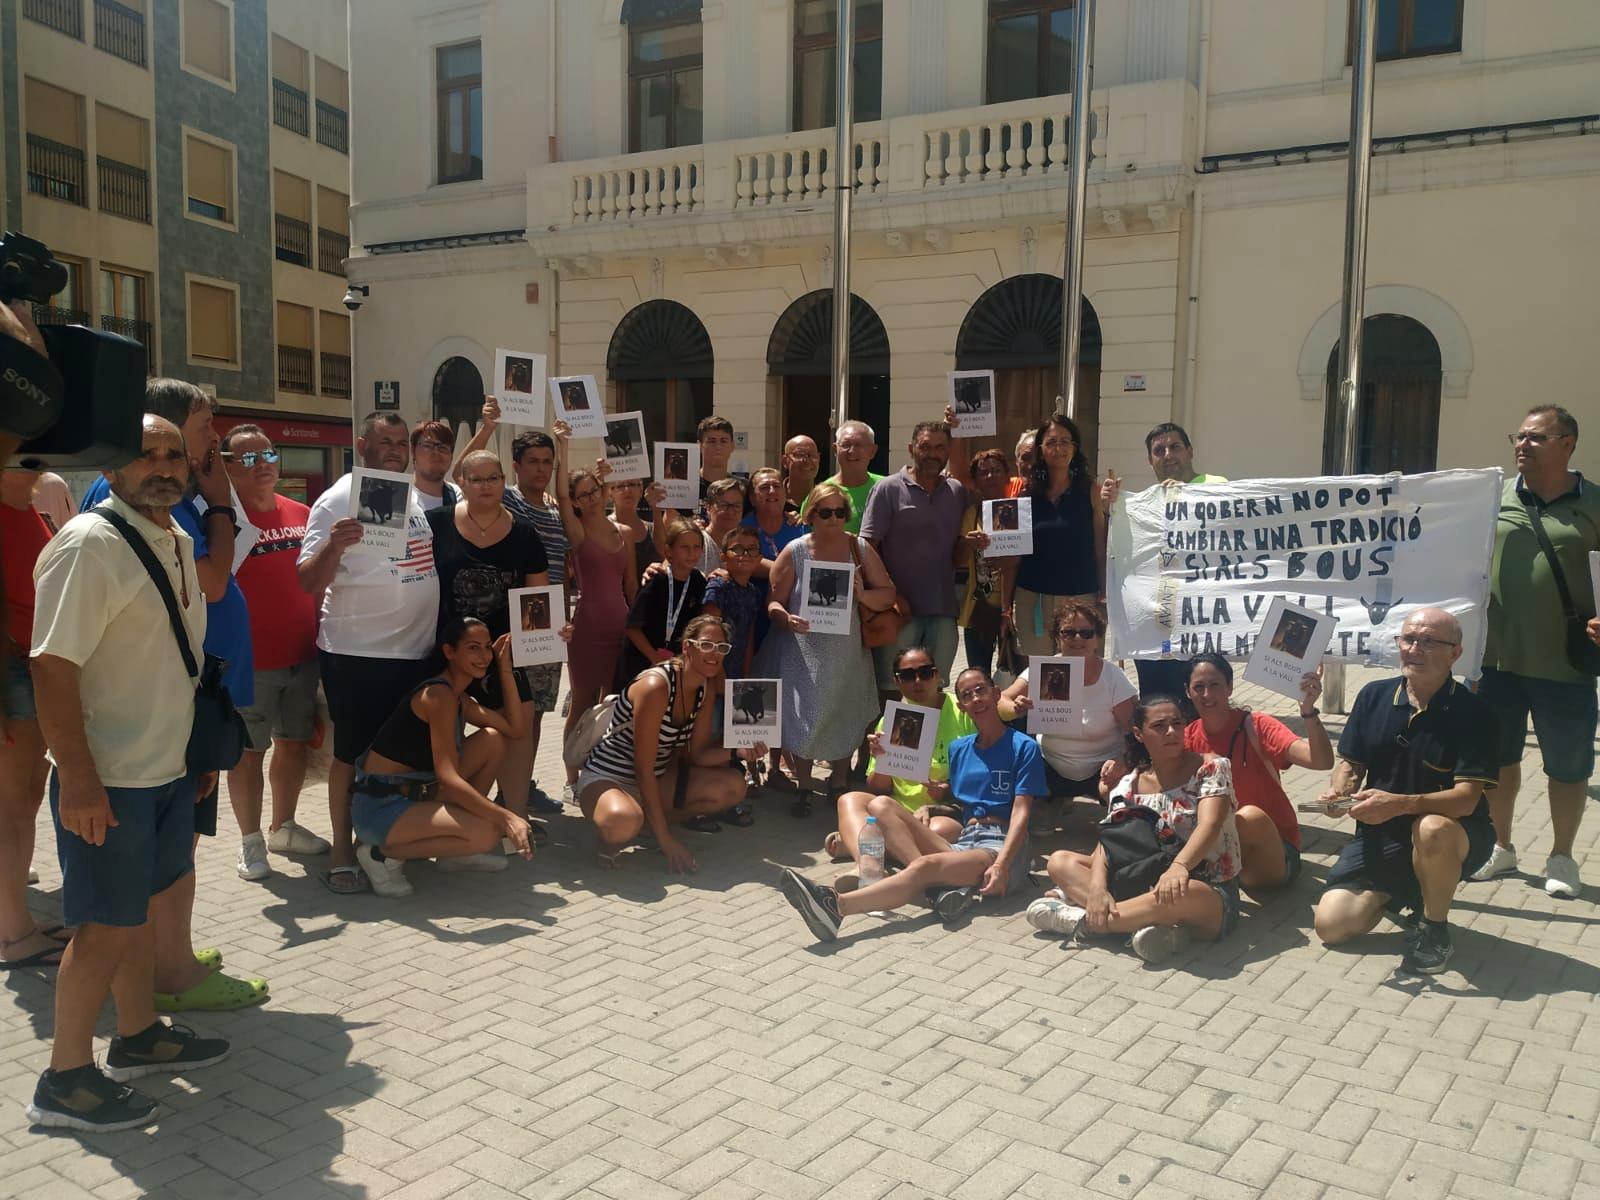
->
xmin=350 ymin=617 xmax=534 ymax=896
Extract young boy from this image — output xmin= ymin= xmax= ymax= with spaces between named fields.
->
xmin=703 ymin=525 xmax=765 ymax=679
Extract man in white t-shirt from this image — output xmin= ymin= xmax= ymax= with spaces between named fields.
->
xmin=298 ymin=411 xmax=439 ymax=894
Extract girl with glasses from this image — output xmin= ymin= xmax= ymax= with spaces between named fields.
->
xmin=997 ymin=601 xmax=1135 ymax=833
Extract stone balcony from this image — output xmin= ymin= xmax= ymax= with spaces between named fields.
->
xmin=527 ymin=80 xmax=1198 ymax=259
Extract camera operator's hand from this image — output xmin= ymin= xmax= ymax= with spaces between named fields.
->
xmin=0 ymin=301 xmax=46 ymax=359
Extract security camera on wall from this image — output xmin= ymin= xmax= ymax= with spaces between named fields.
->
xmin=343 ymin=284 xmax=368 ymax=312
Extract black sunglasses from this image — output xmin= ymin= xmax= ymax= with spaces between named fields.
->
xmin=811 ymin=505 xmax=850 ymax=520
xmin=894 ymin=664 xmax=939 ymax=683
xmin=1057 ymin=627 xmax=1099 ymax=640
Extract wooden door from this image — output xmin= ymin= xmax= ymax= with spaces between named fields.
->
xmin=963 ymin=364 xmax=1100 ymax=477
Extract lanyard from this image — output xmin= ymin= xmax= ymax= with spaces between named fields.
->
xmin=664 ymin=573 xmax=690 ymax=640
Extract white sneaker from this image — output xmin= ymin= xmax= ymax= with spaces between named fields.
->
xmin=561 ymin=782 xmax=576 ymax=805
xmin=267 ymin=820 xmax=332 ymax=856
xmin=435 ymin=853 xmax=509 ymax=873
xmin=1026 ymin=897 xmax=1085 ymax=937
xmin=1131 ymin=924 xmax=1193 ymax=964
xmin=1469 ymin=843 xmax=1518 ymax=881
xmin=356 ymin=843 xmax=412 ymax=897
xmin=25 ymin=866 xmax=38 ymax=885
xmin=1544 ymin=854 xmax=1582 ymax=899
xmin=235 ymin=832 xmax=271 ymax=881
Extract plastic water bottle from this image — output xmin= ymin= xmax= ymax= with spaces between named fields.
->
xmin=858 ymin=816 xmax=885 ymax=884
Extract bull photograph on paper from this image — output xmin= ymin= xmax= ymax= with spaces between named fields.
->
xmin=1026 ymin=656 xmax=1082 ymax=735
xmin=947 ymin=369 xmax=997 ymax=438
xmin=1104 ymin=469 xmax=1503 ymax=674
xmin=603 ymin=411 xmax=649 ymax=480
xmin=348 ymin=467 xmax=414 ymax=557
xmin=493 ymin=347 xmax=547 ymax=426
xmin=1242 ymin=597 xmax=1337 ymax=702
xmin=799 ymin=561 xmax=854 ymax=635
xmin=654 ymin=443 xmax=700 ymax=509
xmin=723 ymin=679 xmax=780 ymax=750
xmin=982 ymin=495 xmax=1033 ymax=557
xmin=508 ymin=586 xmax=567 ymax=667
xmin=549 ymin=374 xmax=605 ymax=438
xmin=874 ymin=701 xmax=940 ymax=782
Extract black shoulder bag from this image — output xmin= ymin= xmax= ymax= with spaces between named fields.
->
xmin=96 ymin=510 xmax=247 ymax=772
xmin=1097 ymin=805 xmax=1191 ymax=901
xmin=1522 ymin=498 xmax=1600 ymax=677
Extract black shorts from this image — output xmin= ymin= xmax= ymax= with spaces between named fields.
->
xmin=1322 ymin=817 xmax=1495 ymax=910
xmin=1044 ymin=761 xmax=1104 ymax=802
xmin=319 ymin=650 xmax=434 ymax=765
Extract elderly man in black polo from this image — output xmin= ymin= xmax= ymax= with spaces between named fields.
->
xmin=1311 ymin=607 xmax=1499 ymax=975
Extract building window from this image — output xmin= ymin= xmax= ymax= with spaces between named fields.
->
xmin=31 ymin=255 xmax=87 ymax=327
xmin=24 ymin=0 xmax=83 ymax=40
xmin=96 ymin=103 xmax=150 ymax=223
xmin=272 ymin=35 xmax=310 ymax=134
xmin=99 ymin=265 xmax=151 ymax=360
xmin=182 ymin=0 xmax=233 ymax=86
xmin=314 ymin=58 xmax=349 ymax=154
xmin=436 ymin=41 xmax=482 ymax=184
xmin=95 ymin=0 xmax=147 ymax=67
xmin=184 ymin=132 xmax=235 ymax=226
xmin=793 ymin=0 xmax=881 ymax=132
xmin=188 ymin=277 xmax=239 ymax=367
xmin=986 ymin=0 xmax=1075 ymax=104
xmin=1351 ymin=0 xmax=1462 ymax=62
xmin=317 ymin=186 xmax=349 ymax=276
xmin=273 ymin=170 xmax=311 ymax=266
xmin=24 ymin=78 xmax=87 ymax=206
xmin=628 ymin=16 xmax=703 ymax=153
xmin=276 ymin=301 xmax=314 ymax=393
xmin=319 ymin=311 xmax=351 ymax=399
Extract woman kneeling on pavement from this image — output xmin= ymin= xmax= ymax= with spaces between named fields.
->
xmin=1029 ymin=695 xmax=1242 ymax=964
xmin=352 ymin=618 xmax=535 ymax=897
xmin=827 ymin=645 xmax=974 ymax=871
xmin=576 ymin=614 xmax=759 ymax=872
xmin=780 ymin=666 xmax=1045 ymax=942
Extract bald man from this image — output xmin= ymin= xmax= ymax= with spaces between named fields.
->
xmin=781 ymin=435 xmax=820 ymax=512
xmin=1310 ymin=607 xmax=1499 ymax=976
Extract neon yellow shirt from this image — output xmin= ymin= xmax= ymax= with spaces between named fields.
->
xmin=867 ymin=692 xmax=977 ymax=810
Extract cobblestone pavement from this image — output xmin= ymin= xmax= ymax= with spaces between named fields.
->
xmin=2 ymin=670 xmax=1597 ymax=1200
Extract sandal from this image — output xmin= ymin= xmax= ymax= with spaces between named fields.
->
xmin=319 ymin=866 xmax=371 ymax=895
xmin=0 ymin=929 xmax=65 ymax=970
xmin=154 ymin=970 xmax=269 ymax=1012
xmin=721 ymin=804 xmax=755 ymax=828
xmin=682 ymin=814 xmax=722 ymax=834
xmin=823 ymin=831 xmax=850 ymax=862
xmin=790 ymin=794 xmax=813 ymax=819
xmin=596 ymin=848 xmax=625 ymax=869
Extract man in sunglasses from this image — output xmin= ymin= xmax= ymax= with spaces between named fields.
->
xmin=1311 ymin=607 xmax=1499 ymax=975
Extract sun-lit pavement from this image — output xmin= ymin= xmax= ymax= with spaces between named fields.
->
xmin=2 ymin=667 xmax=1597 ymax=1200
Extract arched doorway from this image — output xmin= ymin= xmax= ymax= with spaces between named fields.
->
xmin=1321 ymin=315 xmax=1442 ymax=474
xmin=766 ymin=290 xmax=891 ymax=475
xmin=432 ymin=356 xmax=485 ymax=445
xmin=956 ymin=274 xmax=1102 ymax=472
xmin=607 ymin=299 xmax=713 ymax=447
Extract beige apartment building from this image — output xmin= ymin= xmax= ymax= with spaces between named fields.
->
xmin=3 ymin=0 xmax=354 ymax=502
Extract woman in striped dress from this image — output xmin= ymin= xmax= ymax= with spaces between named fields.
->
xmin=576 ymin=614 xmax=764 ymax=872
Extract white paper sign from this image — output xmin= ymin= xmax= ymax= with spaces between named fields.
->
xmin=982 ymin=496 xmax=1033 ymax=557
xmin=494 ymin=348 xmax=547 ymax=426
xmin=509 ymin=585 xmax=568 ymax=667
xmin=193 ymin=480 xmax=259 ymax=574
xmin=799 ymin=559 xmax=855 ymax=635
xmin=655 ymin=442 xmax=701 ymax=510
xmin=348 ymin=467 xmax=414 ymax=557
xmin=1105 ymin=469 xmax=1503 ymax=675
xmin=550 ymin=374 xmax=604 ymax=439
xmin=948 ymin=369 xmax=997 ymax=438
xmin=604 ymin=412 xmax=649 ymax=481
xmin=1241 ymin=597 xmax=1337 ymax=701
xmin=876 ymin=700 xmax=940 ymax=783
xmin=724 ymin=679 xmax=781 ymax=750
xmin=1589 ymin=551 xmax=1600 ymax=612
xmin=1026 ymin=656 xmax=1083 ymax=735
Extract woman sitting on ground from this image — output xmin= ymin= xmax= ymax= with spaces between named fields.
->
xmin=1185 ymin=652 xmax=1331 ymax=891
xmin=576 ymin=614 xmax=760 ymax=873
xmin=779 ymin=666 xmax=1045 ymax=942
xmin=827 ymin=645 xmax=973 ymax=870
xmin=1028 ymin=695 xmax=1241 ymax=964
xmin=351 ymin=617 xmax=535 ymax=898
xmin=997 ymin=600 xmax=1134 ymax=832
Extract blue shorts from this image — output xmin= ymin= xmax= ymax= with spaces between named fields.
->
xmin=1478 ymin=667 xmax=1597 ymax=783
xmin=1322 ymin=818 xmax=1495 ymax=911
xmin=1282 ymin=839 xmax=1302 ymax=885
xmin=952 ymin=822 xmax=1031 ymax=891
xmin=351 ymin=767 xmax=436 ymax=848
xmin=49 ymin=771 xmax=196 ymax=927
xmin=3 ymin=655 xmax=35 ymax=721
xmin=1210 ymin=877 xmax=1242 ymax=938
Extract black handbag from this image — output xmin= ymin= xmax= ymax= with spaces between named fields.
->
xmin=96 ymin=510 xmax=247 ymax=772
xmin=1098 ymin=805 xmax=1188 ymax=901
xmin=1522 ymin=498 xmax=1600 ymax=677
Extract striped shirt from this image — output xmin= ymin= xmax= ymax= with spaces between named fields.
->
xmin=583 ymin=665 xmax=704 ymax=780
xmin=504 ymin=487 xmax=568 ymax=586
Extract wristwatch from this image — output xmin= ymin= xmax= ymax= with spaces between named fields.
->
xmin=201 ymin=504 xmax=238 ymax=532
xmin=1300 ymin=707 xmax=1321 ymax=719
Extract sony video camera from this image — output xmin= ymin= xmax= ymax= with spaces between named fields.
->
xmin=0 ymin=230 xmax=144 ymax=470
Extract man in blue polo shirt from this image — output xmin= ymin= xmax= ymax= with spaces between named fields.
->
xmin=1311 ymin=608 xmax=1498 ymax=975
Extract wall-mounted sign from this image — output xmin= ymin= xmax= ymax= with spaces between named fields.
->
xmin=1123 ymin=373 xmax=1147 ymax=392
xmin=374 ymin=380 xmax=400 ymax=410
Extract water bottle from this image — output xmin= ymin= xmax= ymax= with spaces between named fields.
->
xmin=858 ymin=816 xmax=885 ymax=884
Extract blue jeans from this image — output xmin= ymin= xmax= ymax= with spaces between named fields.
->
xmin=350 ymin=765 xmax=437 ymax=849
xmin=50 ymin=771 xmax=196 ymax=927
xmin=874 ymin=615 xmax=959 ymax=691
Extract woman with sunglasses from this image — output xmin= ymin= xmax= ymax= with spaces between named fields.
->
xmin=756 ymin=482 xmax=896 ymax=815
xmin=956 ymin=448 xmax=1012 ymax=676
xmin=577 ymin=614 xmax=759 ymax=872
xmin=827 ymin=646 xmax=974 ymax=869
xmin=997 ymin=601 xmax=1134 ymax=831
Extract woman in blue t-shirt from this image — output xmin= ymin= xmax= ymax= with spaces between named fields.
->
xmin=778 ymin=666 xmax=1045 ymax=942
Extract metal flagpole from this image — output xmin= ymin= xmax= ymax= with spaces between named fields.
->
xmin=830 ymin=0 xmax=856 ymax=466
xmin=1056 ymin=0 xmax=1096 ymax=415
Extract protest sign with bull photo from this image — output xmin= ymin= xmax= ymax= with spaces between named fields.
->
xmin=654 ymin=442 xmax=700 ymax=510
xmin=348 ymin=467 xmax=414 ymax=557
xmin=724 ymin=679 xmax=780 ymax=750
xmin=550 ymin=374 xmax=605 ymax=439
xmin=800 ymin=560 xmax=854 ymax=635
xmin=1242 ymin=597 xmax=1335 ymax=701
xmin=494 ymin=348 xmax=547 ymax=426
xmin=948 ymin=369 xmax=997 ymax=438
xmin=1026 ymin=656 xmax=1082 ymax=735
xmin=982 ymin=496 xmax=1033 ymax=557
xmin=875 ymin=701 xmax=940 ymax=782
xmin=603 ymin=411 xmax=649 ymax=480
xmin=509 ymin=585 xmax=568 ymax=667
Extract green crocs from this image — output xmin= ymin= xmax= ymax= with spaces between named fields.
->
xmin=193 ymin=948 xmax=223 ymax=970
xmin=154 ymin=970 xmax=268 ymax=1013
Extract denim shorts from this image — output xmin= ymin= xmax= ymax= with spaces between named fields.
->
xmin=1210 ymin=877 xmax=1242 ymax=938
xmin=3 ymin=655 xmax=35 ymax=722
xmin=952 ymin=821 xmax=1031 ymax=891
xmin=1478 ymin=666 xmax=1598 ymax=783
xmin=49 ymin=771 xmax=196 ymax=927
xmin=351 ymin=767 xmax=436 ymax=848
xmin=1281 ymin=839 xmax=1302 ymax=886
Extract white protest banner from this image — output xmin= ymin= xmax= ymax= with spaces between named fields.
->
xmin=654 ymin=443 xmax=700 ymax=509
xmin=1106 ymin=469 xmax=1502 ymax=676
xmin=1026 ymin=656 xmax=1082 ymax=735
xmin=876 ymin=701 xmax=939 ymax=782
xmin=494 ymin=349 xmax=547 ymax=426
xmin=509 ymin=586 xmax=567 ymax=667
xmin=550 ymin=374 xmax=605 ymax=439
xmin=799 ymin=559 xmax=854 ymax=635
xmin=948 ymin=370 xmax=996 ymax=438
xmin=348 ymin=467 xmax=414 ymax=557
xmin=724 ymin=679 xmax=781 ymax=750
xmin=983 ymin=496 xmax=1032 ymax=557
xmin=603 ymin=412 xmax=649 ymax=481
xmin=193 ymin=479 xmax=258 ymax=574
xmin=1241 ymin=597 xmax=1337 ymax=702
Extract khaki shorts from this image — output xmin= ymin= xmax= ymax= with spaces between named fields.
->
xmin=241 ymin=660 xmax=320 ymax=751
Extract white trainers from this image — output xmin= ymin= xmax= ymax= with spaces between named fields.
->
xmin=1131 ymin=924 xmax=1193 ymax=964
xmin=1469 ymin=842 xmax=1518 ymax=881
xmin=1026 ymin=897 xmax=1085 ymax=937
xmin=267 ymin=821 xmax=332 ymax=856
xmin=355 ymin=843 xmax=412 ymax=897
xmin=435 ymin=853 xmax=509 ymax=873
xmin=1544 ymin=854 xmax=1582 ymax=899
xmin=235 ymin=832 xmax=271 ymax=881
xmin=25 ymin=866 xmax=38 ymax=885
